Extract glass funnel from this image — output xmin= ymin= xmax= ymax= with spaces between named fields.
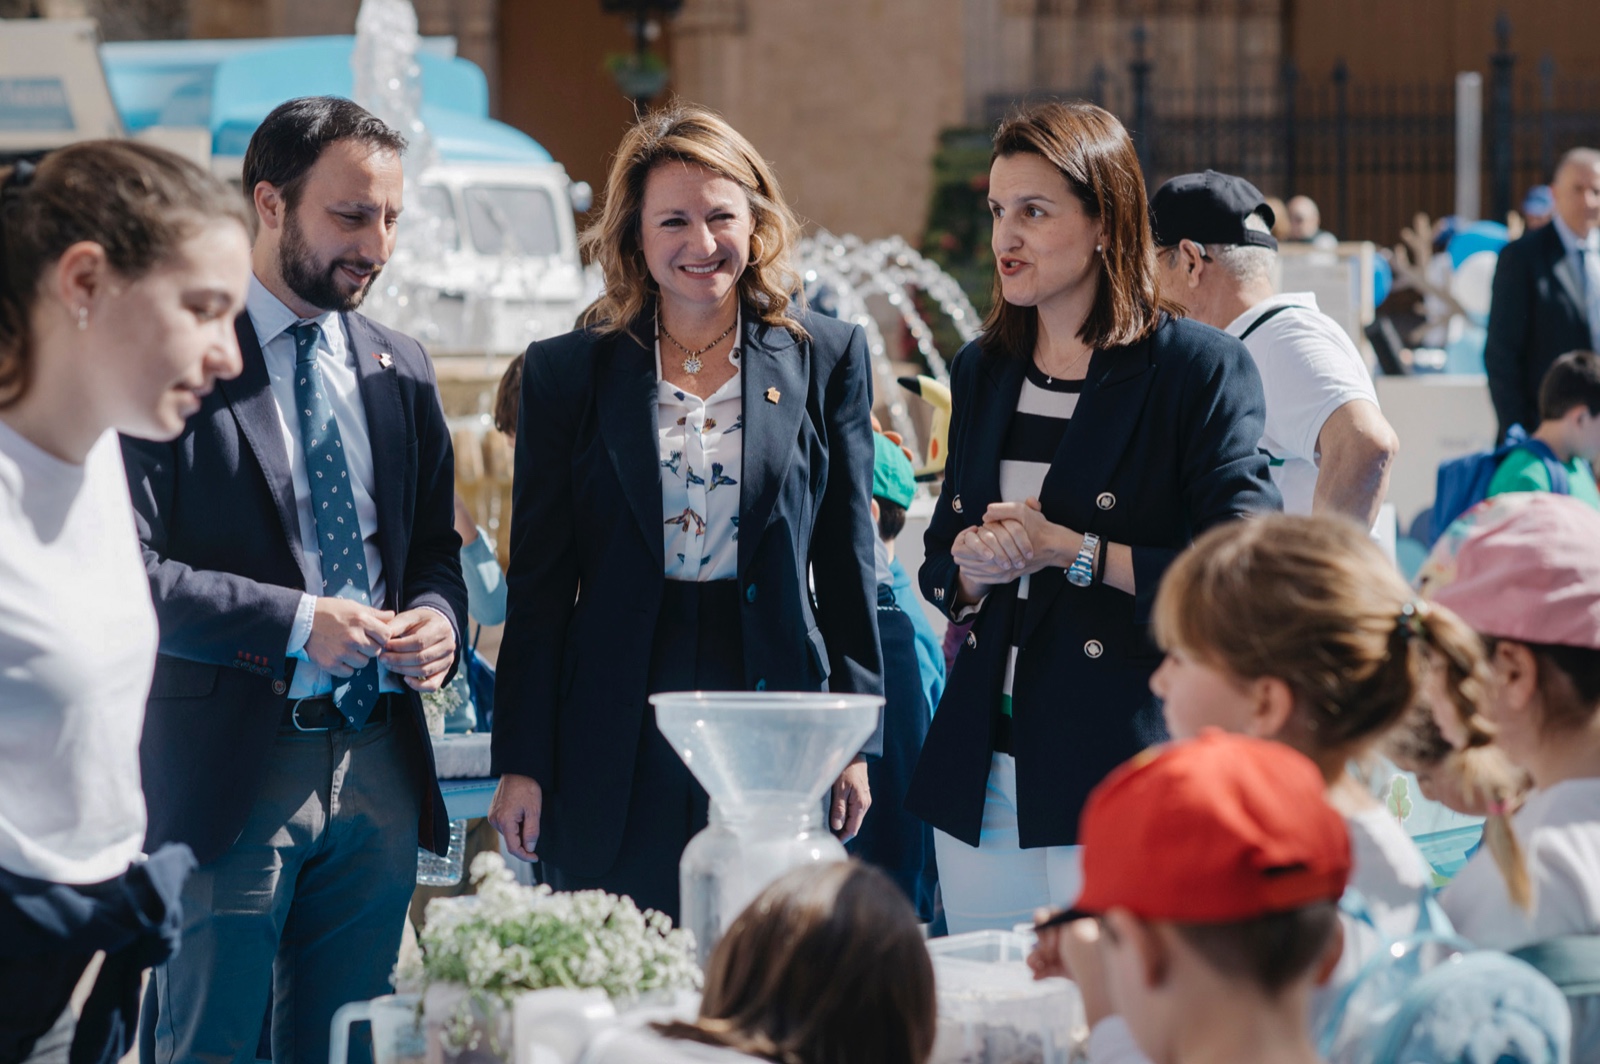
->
xmin=651 ymin=691 xmax=882 ymax=965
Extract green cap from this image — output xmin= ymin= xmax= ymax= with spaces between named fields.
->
xmin=872 ymin=432 xmax=916 ymax=509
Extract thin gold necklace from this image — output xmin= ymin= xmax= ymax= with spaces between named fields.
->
xmin=1037 ymin=344 xmax=1093 ymax=384
xmin=660 ymin=317 xmax=737 ymax=375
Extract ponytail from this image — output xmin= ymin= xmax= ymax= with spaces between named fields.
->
xmin=0 ymin=159 xmax=39 ymax=404
xmin=0 ymin=141 xmax=248 ymax=410
xmin=1411 ymin=604 xmax=1532 ymax=911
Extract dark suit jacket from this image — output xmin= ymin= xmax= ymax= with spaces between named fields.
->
xmin=1485 ymin=223 xmax=1595 ymax=439
xmin=123 ymin=311 xmax=468 ymax=865
xmin=490 ymin=306 xmax=885 ymax=879
xmin=906 ymin=315 xmax=1280 ymax=849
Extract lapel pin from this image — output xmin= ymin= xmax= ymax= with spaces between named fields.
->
xmin=373 ymin=351 xmax=393 ymax=370
xmin=765 ymin=386 xmax=781 ymax=404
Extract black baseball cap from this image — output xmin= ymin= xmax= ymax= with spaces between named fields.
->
xmin=1149 ymin=171 xmax=1278 ymax=251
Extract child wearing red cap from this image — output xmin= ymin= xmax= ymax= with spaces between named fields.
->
xmin=1418 ymin=491 xmax=1600 ymax=1059
xmin=1038 ymin=732 xmax=1350 ymax=1064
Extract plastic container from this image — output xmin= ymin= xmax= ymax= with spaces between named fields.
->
xmin=416 ymin=818 xmax=468 ymax=886
xmin=926 ymin=931 xmax=1085 ymax=1064
xmin=651 ymin=691 xmax=882 ymax=965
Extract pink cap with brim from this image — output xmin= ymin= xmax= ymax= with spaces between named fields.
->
xmin=1417 ymin=492 xmax=1600 ymax=650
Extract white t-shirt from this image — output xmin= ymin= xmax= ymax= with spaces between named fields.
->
xmin=582 ymin=1027 xmax=762 ymax=1064
xmin=1442 ymin=779 xmax=1600 ymax=947
xmin=0 ymin=421 xmax=156 ymax=884
xmin=1225 ymin=293 xmax=1380 ymax=517
xmin=1441 ymin=778 xmax=1600 ymax=1059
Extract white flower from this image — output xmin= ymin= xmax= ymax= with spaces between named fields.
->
xmin=410 ymin=851 xmax=701 ymax=1005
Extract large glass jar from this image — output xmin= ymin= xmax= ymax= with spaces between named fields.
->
xmin=651 ymin=691 xmax=882 ymax=966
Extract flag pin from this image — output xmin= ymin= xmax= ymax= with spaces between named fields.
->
xmin=373 ymin=352 xmax=393 ymax=369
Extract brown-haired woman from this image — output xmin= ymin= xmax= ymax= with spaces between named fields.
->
xmin=488 ymin=105 xmax=883 ymax=920
xmin=586 ymin=861 xmax=936 ymax=1064
xmin=905 ymin=101 xmax=1279 ymax=932
xmin=0 ymin=141 xmax=250 ymax=1063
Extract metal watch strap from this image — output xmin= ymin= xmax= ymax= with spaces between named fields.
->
xmin=1067 ymin=531 xmax=1101 ymax=588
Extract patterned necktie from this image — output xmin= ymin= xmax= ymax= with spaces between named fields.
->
xmin=291 ymin=320 xmax=381 ymax=727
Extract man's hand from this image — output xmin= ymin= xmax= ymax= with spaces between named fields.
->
xmin=305 ymin=598 xmax=394 ymax=677
xmin=382 ymin=608 xmax=457 ymax=692
xmin=830 ymin=755 xmax=872 ymax=842
xmin=488 ymin=773 xmax=543 ymax=862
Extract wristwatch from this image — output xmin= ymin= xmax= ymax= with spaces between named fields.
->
xmin=1066 ymin=531 xmax=1101 ymax=588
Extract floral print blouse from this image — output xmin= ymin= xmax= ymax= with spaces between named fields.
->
xmin=656 ymin=324 xmax=743 ymax=581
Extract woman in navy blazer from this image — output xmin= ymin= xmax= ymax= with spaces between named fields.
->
xmin=488 ymin=105 xmax=883 ymax=920
xmin=904 ymin=102 xmax=1281 ymax=932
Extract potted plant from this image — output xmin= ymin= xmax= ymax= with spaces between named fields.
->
xmin=603 ymin=50 xmax=671 ymax=102
xmin=394 ymin=852 xmax=700 ymax=1063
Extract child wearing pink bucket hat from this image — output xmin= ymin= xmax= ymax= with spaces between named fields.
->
xmin=1417 ymin=491 xmax=1600 ymax=1059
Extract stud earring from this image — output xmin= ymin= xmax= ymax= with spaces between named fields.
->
xmin=1095 ymin=244 xmax=1104 ymax=254
xmin=76 ymin=306 xmax=88 ymax=331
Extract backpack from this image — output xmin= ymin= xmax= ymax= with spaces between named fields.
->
xmin=1315 ymin=889 xmax=1571 ymax=1064
xmin=1426 ymin=425 xmax=1571 ymax=546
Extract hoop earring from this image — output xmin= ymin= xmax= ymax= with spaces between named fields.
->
xmin=749 ymin=233 xmax=765 ymax=266
xmin=76 ymin=306 xmax=88 ymax=331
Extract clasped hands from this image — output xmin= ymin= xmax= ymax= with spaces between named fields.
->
xmin=303 ymin=597 xmax=456 ymax=692
xmin=951 ymin=498 xmax=1083 ymax=602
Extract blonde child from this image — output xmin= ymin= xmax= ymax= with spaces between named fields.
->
xmin=1418 ymin=491 xmax=1600 ymax=1059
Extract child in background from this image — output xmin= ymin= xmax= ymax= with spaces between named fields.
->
xmin=1035 ymin=733 xmax=1349 ymax=1064
xmin=845 ymin=433 xmax=937 ymax=921
xmin=1487 ymin=350 xmax=1600 ymax=509
xmin=1418 ymin=492 xmax=1600 ymax=1059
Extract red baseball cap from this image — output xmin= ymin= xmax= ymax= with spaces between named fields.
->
xmin=1071 ymin=731 xmax=1351 ymax=924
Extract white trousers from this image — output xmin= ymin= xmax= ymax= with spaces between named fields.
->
xmin=934 ymin=752 xmax=1084 ymax=934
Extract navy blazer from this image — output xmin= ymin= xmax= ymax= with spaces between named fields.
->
xmin=123 ymin=311 xmax=468 ymax=865
xmin=905 ymin=315 xmax=1280 ymax=849
xmin=490 ymin=306 xmax=885 ymax=879
xmin=1485 ymin=223 xmax=1595 ymax=440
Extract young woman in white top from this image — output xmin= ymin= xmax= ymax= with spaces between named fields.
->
xmin=1031 ymin=513 xmax=1521 ymax=1062
xmin=1418 ymin=491 xmax=1600 ymax=1061
xmin=0 ymin=141 xmax=249 ymax=1062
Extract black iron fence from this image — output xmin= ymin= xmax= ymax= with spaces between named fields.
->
xmin=981 ymin=19 xmax=1600 ymax=246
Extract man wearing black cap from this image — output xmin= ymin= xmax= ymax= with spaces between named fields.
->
xmin=1150 ymin=170 xmax=1398 ymax=526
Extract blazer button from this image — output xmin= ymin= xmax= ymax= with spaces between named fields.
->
xmin=746 ymin=583 xmax=758 ymax=603
xmin=755 ymin=678 xmax=767 ymax=692
xmin=272 ymin=679 xmax=287 ymax=695
xmin=1096 ymin=492 xmax=1116 ymax=511
xmin=966 ymin=632 xmax=977 ymax=649
xmin=952 ymin=495 xmax=963 ymax=514
xmin=1084 ymin=640 xmax=1104 ymax=659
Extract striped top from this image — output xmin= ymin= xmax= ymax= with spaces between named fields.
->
xmin=998 ymin=364 xmax=1083 ymax=721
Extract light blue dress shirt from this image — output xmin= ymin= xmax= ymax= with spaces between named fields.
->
xmin=245 ymin=277 xmax=406 ymax=698
xmin=1551 ymin=213 xmax=1600 ymax=351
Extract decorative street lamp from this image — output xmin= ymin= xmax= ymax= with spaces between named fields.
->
xmin=601 ymin=0 xmax=683 ymax=106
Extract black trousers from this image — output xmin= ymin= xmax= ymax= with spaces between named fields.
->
xmin=546 ymin=579 xmax=744 ymax=922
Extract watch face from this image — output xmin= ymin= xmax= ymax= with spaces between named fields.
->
xmin=1067 ymin=566 xmax=1092 ymax=588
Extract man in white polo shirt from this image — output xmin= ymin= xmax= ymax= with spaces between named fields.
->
xmin=1150 ymin=171 xmax=1399 ymax=524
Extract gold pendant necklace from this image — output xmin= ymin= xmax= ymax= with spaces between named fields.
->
xmin=660 ymin=317 xmax=737 ymax=375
